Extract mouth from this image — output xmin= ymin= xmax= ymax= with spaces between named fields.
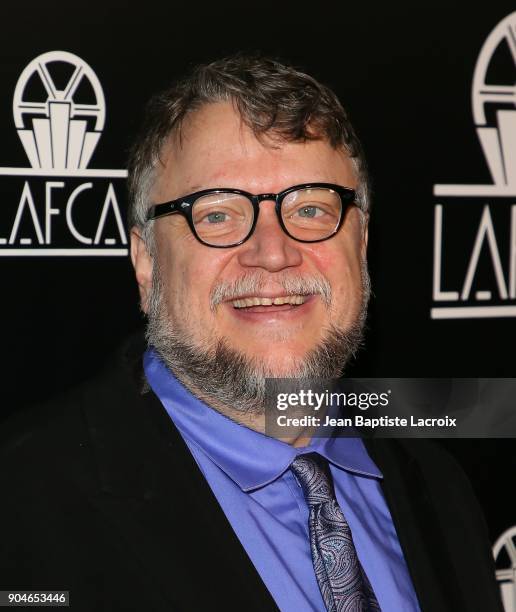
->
xmin=226 ymin=294 xmax=316 ymax=316
xmin=231 ymin=294 xmax=307 ymax=308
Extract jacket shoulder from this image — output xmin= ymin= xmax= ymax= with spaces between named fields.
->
xmin=0 ymin=334 xmax=147 ymax=487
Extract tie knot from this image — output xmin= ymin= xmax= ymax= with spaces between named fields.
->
xmin=290 ymin=453 xmax=335 ymax=506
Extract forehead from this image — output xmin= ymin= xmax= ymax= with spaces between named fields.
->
xmin=152 ymin=101 xmax=356 ymax=201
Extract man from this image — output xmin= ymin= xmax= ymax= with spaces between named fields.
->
xmin=0 ymin=56 xmax=502 ymax=611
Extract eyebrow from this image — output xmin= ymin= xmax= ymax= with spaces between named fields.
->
xmin=155 ymin=185 xmax=209 ymax=205
xmin=175 ymin=184 xmax=216 ymax=196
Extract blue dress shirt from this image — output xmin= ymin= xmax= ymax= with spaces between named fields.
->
xmin=144 ymin=348 xmax=421 ymax=611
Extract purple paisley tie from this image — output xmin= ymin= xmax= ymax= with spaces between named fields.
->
xmin=290 ymin=453 xmax=381 ymax=612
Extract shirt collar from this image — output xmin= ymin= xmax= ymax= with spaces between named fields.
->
xmin=144 ymin=347 xmax=382 ymax=492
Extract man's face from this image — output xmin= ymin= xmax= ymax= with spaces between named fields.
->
xmin=132 ymin=101 xmax=368 ymax=381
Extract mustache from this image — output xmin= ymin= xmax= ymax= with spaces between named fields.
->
xmin=210 ymin=272 xmax=332 ymax=311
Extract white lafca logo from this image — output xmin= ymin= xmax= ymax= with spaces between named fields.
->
xmin=493 ymin=526 xmax=516 ymax=612
xmin=435 ymin=11 xmax=516 ymax=197
xmin=432 ymin=12 xmax=516 ymax=319
xmin=0 ymin=50 xmax=127 ymax=256
xmin=473 ymin=14 xmax=516 ymax=191
xmin=13 ymin=51 xmax=106 ymax=171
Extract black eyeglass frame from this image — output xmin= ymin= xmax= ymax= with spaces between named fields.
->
xmin=146 ymin=182 xmax=357 ymax=248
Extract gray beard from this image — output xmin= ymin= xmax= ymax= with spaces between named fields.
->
xmin=145 ymin=264 xmax=370 ymax=417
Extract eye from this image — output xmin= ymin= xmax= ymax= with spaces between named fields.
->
xmin=205 ymin=211 xmax=228 ymax=223
xmin=296 ymin=205 xmax=324 ymax=218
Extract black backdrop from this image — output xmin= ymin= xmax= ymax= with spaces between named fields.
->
xmin=2 ymin=0 xmax=515 ymax=582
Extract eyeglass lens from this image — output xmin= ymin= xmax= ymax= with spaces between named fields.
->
xmin=191 ymin=187 xmax=342 ymax=246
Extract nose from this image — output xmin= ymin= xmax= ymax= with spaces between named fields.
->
xmin=237 ymin=200 xmax=303 ymax=272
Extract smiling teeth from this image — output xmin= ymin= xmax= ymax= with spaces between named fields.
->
xmin=232 ymin=295 xmax=307 ymax=308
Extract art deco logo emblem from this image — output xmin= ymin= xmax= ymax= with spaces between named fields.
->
xmin=472 ymin=19 xmax=516 ymax=194
xmin=493 ymin=525 xmax=516 ymax=612
xmin=0 ymin=50 xmax=127 ymax=256
xmin=432 ymin=12 xmax=516 ymax=318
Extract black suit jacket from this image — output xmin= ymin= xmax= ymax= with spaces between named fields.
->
xmin=0 ymin=338 xmax=503 ymax=611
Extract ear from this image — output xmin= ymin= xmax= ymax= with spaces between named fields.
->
xmin=130 ymin=226 xmax=153 ymax=314
xmin=360 ymin=212 xmax=369 ymax=259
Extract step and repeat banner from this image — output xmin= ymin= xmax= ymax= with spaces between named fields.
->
xmin=1 ymin=2 xmax=515 ymax=607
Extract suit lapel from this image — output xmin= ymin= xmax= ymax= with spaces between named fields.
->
xmin=82 ymin=351 xmax=279 ymax=612
xmin=363 ymin=438 xmax=465 ymax=612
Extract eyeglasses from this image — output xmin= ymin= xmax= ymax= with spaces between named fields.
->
xmin=146 ymin=182 xmax=356 ymax=248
